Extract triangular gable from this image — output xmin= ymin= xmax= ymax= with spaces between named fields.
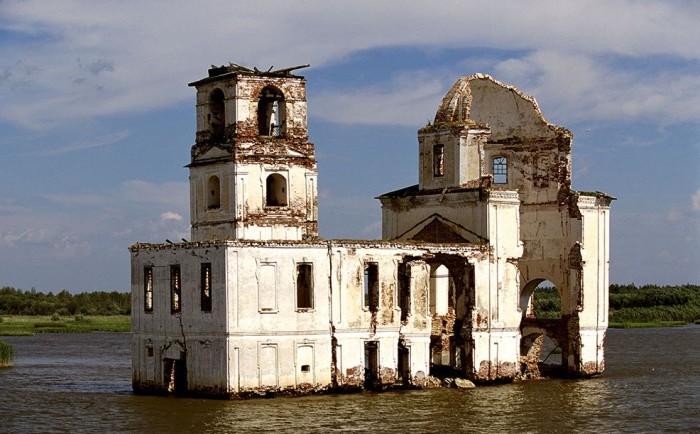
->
xmin=397 ymin=214 xmax=486 ymax=244
xmin=193 ymin=146 xmax=232 ymax=163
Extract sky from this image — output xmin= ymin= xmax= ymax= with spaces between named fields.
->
xmin=0 ymin=0 xmax=698 ymax=293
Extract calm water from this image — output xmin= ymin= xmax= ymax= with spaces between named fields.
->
xmin=1 ymin=327 xmax=699 ymax=433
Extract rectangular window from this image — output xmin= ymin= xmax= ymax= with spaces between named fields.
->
xmin=144 ymin=266 xmax=153 ymax=313
xmin=433 ymin=144 xmax=445 ymax=177
xmin=201 ymin=262 xmax=212 ymax=312
xmin=493 ymin=156 xmax=508 ymax=184
xmin=170 ymin=264 xmax=181 ymax=314
xmin=296 ymin=263 xmax=313 ymax=310
xmin=258 ymin=262 xmax=277 ymax=312
xmin=364 ymin=262 xmax=379 ymax=311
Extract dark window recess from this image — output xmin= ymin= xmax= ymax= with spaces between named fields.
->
xmin=266 ymin=174 xmax=288 ymax=206
xmin=301 ymin=364 xmax=311 ymax=372
xmin=398 ymin=263 xmax=410 ymax=322
xmin=433 ymin=144 xmax=445 ymax=177
xmin=170 ymin=265 xmax=181 ymax=314
xmin=258 ymin=86 xmax=285 ymax=137
xmin=296 ymin=263 xmax=313 ymax=309
xmin=201 ymin=262 xmax=212 ymax=312
xmin=493 ymin=156 xmax=508 ymax=184
xmin=144 ymin=266 xmax=153 ymax=313
xmin=208 ymin=88 xmax=225 ymax=140
xmin=207 ymin=176 xmax=221 ymax=209
xmin=364 ymin=262 xmax=379 ymax=311
xmin=147 ymin=346 xmax=154 ymax=357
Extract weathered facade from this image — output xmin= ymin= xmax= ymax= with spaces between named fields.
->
xmin=131 ymin=64 xmax=613 ymax=397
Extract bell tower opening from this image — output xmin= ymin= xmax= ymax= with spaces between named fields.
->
xmin=188 ymin=63 xmax=317 ymax=242
xmin=266 ymin=173 xmax=288 ymax=207
xmin=208 ymin=88 xmax=225 ymax=141
xmin=258 ymin=86 xmax=286 ymax=137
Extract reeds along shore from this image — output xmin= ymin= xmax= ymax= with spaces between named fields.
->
xmin=0 ymin=340 xmax=13 ymax=367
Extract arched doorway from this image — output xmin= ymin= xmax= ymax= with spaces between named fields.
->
xmin=519 ymin=279 xmax=565 ymax=378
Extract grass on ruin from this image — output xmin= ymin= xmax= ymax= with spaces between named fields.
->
xmin=0 ymin=315 xmax=130 ymax=336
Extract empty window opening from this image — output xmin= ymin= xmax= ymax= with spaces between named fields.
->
xmin=522 ymin=279 xmax=561 ymax=319
xmin=147 ymin=346 xmax=154 ymax=357
xmin=208 ymin=88 xmax=225 ymax=140
xmin=430 ymin=264 xmax=450 ymax=316
xmin=266 ymin=173 xmax=288 ymax=206
xmin=398 ymin=263 xmax=410 ymax=322
xmin=144 ymin=266 xmax=153 ymax=313
xmin=296 ymin=263 xmax=313 ymax=310
xmin=301 ymin=364 xmax=311 ymax=373
xmin=258 ymin=86 xmax=286 ymax=137
xmin=163 ymin=356 xmax=187 ymax=395
xmin=170 ymin=265 xmax=181 ymax=314
xmin=201 ymin=262 xmax=212 ymax=312
xmin=364 ymin=341 xmax=379 ymax=390
xmin=398 ymin=343 xmax=410 ymax=386
xmin=493 ymin=156 xmax=508 ymax=184
xmin=207 ymin=176 xmax=221 ymax=210
xmin=433 ymin=144 xmax=445 ymax=177
xmin=364 ymin=262 xmax=379 ymax=311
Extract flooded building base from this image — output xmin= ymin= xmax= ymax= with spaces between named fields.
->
xmin=130 ymin=63 xmax=613 ymax=398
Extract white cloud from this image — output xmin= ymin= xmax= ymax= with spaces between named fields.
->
xmin=1 ymin=1 xmax=699 ymax=129
xmin=692 ymin=188 xmax=700 ymax=212
xmin=35 ymin=130 xmax=130 ymax=156
xmin=160 ymin=211 xmax=183 ymax=221
xmin=312 ymin=71 xmax=446 ymax=126
xmin=493 ymin=50 xmax=700 ymax=125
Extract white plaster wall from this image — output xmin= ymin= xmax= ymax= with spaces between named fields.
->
xmin=224 ymin=244 xmax=332 ymax=391
xmin=131 ymin=244 xmax=229 ymax=392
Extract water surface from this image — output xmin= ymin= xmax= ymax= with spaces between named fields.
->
xmin=1 ymin=326 xmax=698 ymax=433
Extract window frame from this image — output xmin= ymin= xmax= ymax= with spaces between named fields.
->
xmin=170 ymin=264 xmax=181 ymax=314
xmin=296 ymin=262 xmax=314 ymax=311
xmin=433 ymin=144 xmax=445 ymax=178
xmin=200 ymin=262 xmax=212 ymax=312
xmin=144 ymin=266 xmax=153 ymax=313
xmin=493 ymin=156 xmax=508 ymax=184
xmin=363 ymin=262 xmax=379 ymax=312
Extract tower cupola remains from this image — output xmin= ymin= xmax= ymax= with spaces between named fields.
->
xmin=187 ymin=63 xmax=317 ymax=242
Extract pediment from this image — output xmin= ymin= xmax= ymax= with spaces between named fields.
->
xmin=397 ymin=214 xmax=485 ymax=244
xmin=193 ymin=145 xmax=232 ymax=163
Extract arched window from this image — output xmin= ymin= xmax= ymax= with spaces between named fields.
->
xmin=493 ymin=156 xmax=508 ymax=184
xmin=258 ymin=86 xmax=285 ymax=137
xmin=266 ymin=173 xmax=287 ymax=206
xmin=207 ymin=175 xmax=220 ymax=210
xmin=208 ymin=89 xmax=225 ymax=140
xmin=430 ymin=264 xmax=450 ymax=316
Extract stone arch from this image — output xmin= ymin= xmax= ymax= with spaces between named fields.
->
xmin=258 ymin=86 xmax=286 ymax=137
xmin=519 ymin=278 xmax=566 ymax=378
xmin=519 ymin=278 xmax=562 ymax=318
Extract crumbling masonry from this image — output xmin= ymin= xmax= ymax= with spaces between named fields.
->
xmin=130 ymin=63 xmax=613 ymax=397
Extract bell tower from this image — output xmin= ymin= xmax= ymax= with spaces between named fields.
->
xmin=187 ymin=63 xmax=318 ymax=242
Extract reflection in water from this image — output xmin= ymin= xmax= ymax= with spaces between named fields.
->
xmin=1 ymin=327 xmax=699 ymax=433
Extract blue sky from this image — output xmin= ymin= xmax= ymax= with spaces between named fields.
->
xmin=0 ymin=0 xmax=698 ymax=293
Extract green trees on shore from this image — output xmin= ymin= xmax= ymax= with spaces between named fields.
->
xmin=533 ymin=284 xmax=700 ymax=325
xmin=0 ymin=287 xmax=130 ymax=316
xmin=1 ymin=284 xmax=699 ymax=325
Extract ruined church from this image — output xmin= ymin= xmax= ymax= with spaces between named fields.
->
xmin=130 ymin=63 xmax=613 ymax=397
